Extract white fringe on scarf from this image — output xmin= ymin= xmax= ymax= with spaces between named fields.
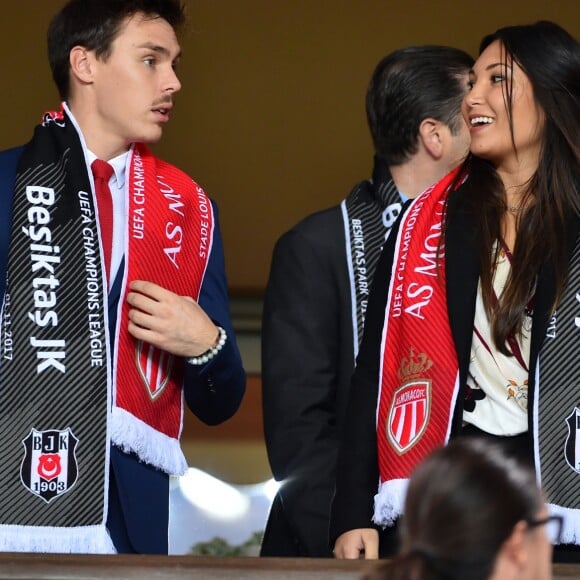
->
xmin=372 ymin=478 xmax=409 ymax=527
xmin=549 ymin=503 xmax=580 ymax=546
xmin=111 ymin=406 xmax=188 ymax=476
xmin=0 ymin=524 xmax=116 ymax=553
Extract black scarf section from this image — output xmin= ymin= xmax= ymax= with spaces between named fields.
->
xmin=342 ymin=155 xmax=402 ymax=355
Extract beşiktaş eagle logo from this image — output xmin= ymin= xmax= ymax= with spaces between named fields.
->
xmin=41 ymin=109 xmax=65 ymax=128
xmin=564 ymin=407 xmax=580 ymax=474
xmin=20 ymin=428 xmax=79 ymax=503
xmin=136 ymin=339 xmax=174 ymax=400
xmin=387 ymin=348 xmax=433 ymax=455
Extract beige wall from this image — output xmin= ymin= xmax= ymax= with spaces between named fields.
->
xmin=1 ymin=1 xmax=578 ymax=292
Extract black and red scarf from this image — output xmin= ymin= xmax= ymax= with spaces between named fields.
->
xmin=341 ymin=157 xmax=403 ymax=357
xmin=373 ymin=167 xmax=460 ymax=525
xmin=373 ymin=168 xmax=580 ymax=546
xmin=0 ymin=107 xmax=212 ymax=552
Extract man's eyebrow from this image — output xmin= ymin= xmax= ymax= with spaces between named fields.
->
xmin=136 ymin=42 xmax=181 ymax=60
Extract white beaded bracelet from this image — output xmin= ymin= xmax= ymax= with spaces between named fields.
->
xmin=186 ymin=326 xmax=227 ymax=366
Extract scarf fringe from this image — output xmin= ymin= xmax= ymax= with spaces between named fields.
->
xmin=0 ymin=524 xmax=116 ymax=553
xmin=372 ymin=478 xmax=409 ymax=527
xmin=549 ymin=503 xmax=580 ymax=545
xmin=111 ymin=407 xmax=188 ymax=476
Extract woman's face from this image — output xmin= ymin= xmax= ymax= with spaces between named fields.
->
xmin=462 ymin=40 xmax=544 ymax=175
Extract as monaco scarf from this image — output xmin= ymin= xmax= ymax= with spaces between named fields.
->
xmin=341 ymin=158 xmax=402 ymax=357
xmin=373 ymin=167 xmax=461 ymax=526
xmin=0 ymin=108 xmax=212 ymax=552
xmin=112 ymin=143 xmax=213 ymax=475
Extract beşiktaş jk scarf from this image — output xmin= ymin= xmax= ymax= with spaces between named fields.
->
xmin=373 ymin=167 xmax=461 ymax=527
xmin=0 ymin=108 xmax=212 ymax=552
xmin=341 ymin=157 xmax=402 ymax=356
xmin=535 ymin=231 xmax=580 ymax=545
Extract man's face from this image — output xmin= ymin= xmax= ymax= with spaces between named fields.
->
xmin=85 ymin=13 xmax=182 ymax=157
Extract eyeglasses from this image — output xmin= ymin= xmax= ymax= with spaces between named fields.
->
xmin=526 ymin=514 xmax=564 ymax=544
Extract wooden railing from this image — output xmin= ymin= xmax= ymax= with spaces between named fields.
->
xmin=0 ymin=554 xmax=578 ymax=579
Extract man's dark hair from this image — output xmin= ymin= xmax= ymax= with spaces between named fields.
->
xmin=366 ymin=46 xmax=474 ymax=166
xmin=47 ymin=0 xmax=186 ymax=100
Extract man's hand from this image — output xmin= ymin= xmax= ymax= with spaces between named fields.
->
xmin=333 ymin=528 xmax=379 ymax=559
xmin=126 ymin=280 xmax=219 ymax=357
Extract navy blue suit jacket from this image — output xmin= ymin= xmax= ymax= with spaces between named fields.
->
xmin=0 ymin=146 xmax=246 ymax=554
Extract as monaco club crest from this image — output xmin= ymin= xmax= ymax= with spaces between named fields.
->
xmin=564 ymin=407 xmax=580 ymax=474
xmin=20 ymin=428 xmax=79 ymax=503
xmin=387 ymin=349 xmax=432 ymax=455
xmin=136 ymin=340 xmax=174 ymax=400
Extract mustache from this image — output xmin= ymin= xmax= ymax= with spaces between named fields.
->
xmin=152 ymin=95 xmax=173 ymax=107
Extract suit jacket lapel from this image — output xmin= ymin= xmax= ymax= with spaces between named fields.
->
xmin=108 ymin=257 xmax=125 ymax=340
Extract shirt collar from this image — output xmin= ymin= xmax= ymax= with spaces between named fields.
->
xmin=62 ymin=101 xmax=130 ymax=190
xmin=86 ymin=149 xmax=129 ymax=190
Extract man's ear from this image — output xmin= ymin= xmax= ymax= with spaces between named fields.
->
xmin=499 ymin=520 xmax=529 ymax=571
xmin=418 ymin=118 xmax=445 ymax=160
xmin=69 ymin=46 xmax=95 ymax=85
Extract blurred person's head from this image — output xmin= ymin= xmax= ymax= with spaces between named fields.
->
xmin=364 ymin=437 xmax=559 ymax=580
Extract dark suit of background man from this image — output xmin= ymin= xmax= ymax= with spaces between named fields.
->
xmin=260 ymin=45 xmax=473 ymax=557
xmin=0 ymin=0 xmax=245 ymax=554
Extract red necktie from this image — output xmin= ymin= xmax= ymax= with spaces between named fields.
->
xmin=91 ymin=159 xmax=114 ymax=284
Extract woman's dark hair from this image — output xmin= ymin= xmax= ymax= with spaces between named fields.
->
xmin=362 ymin=437 xmax=544 ymax=580
xmin=459 ymin=20 xmax=579 ymax=353
xmin=47 ymin=0 xmax=186 ymax=100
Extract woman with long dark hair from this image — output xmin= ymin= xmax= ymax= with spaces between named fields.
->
xmin=331 ymin=20 xmax=580 ymax=562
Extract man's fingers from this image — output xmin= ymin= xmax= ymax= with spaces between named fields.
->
xmin=129 ymin=280 xmax=168 ymax=301
xmin=127 ymin=291 xmax=157 ymax=315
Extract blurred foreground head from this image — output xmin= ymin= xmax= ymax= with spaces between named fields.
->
xmin=364 ymin=437 xmax=556 ymax=580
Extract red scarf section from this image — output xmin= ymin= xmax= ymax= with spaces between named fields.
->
xmin=374 ymin=168 xmax=461 ymax=526
xmin=112 ymin=144 xmax=213 ymax=475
